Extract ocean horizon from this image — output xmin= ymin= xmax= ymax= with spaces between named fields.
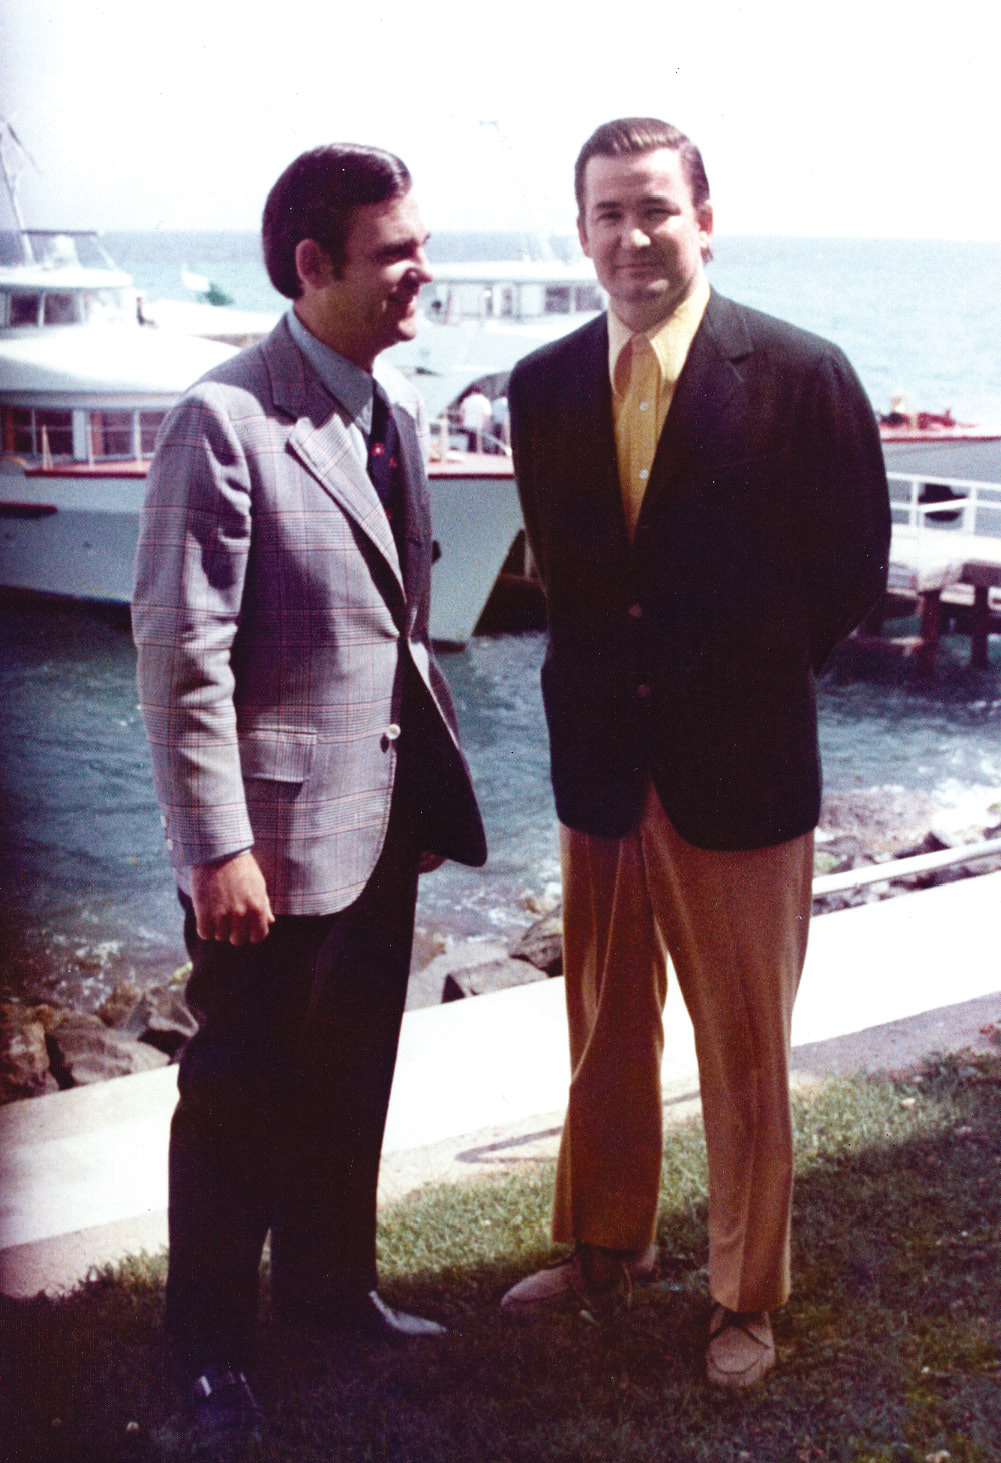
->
xmin=103 ymin=230 xmax=1001 ymax=427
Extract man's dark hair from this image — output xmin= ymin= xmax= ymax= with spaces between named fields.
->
xmin=262 ymin=143 xmax=412 ymax=299
xmin=574 ymin=118 xmax=711 ymax=215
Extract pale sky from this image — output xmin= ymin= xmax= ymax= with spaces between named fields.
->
xmin=5 ymin=0 xmax=1000 ymax=239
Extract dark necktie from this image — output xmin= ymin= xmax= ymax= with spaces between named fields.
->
xmin=367 ymin=384 xmax=407 ymax=577
xmin=368 ymin=385 xmax=401 ymax=511
xmin=367 ymin=384 xmax=407 ymax=578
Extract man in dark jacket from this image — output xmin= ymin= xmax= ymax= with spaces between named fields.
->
xmin=500 ymin=117 xmax=889 ymax=1390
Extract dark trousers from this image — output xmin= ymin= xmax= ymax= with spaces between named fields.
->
xmin=164 ymin=799 xmax=420 ymax=1374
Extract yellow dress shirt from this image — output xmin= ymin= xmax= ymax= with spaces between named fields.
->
xmin=609 ymin=276 xmax=710 ymax=537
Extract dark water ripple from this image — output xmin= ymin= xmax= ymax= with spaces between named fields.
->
xmin=1 ymin=601 xmax=999 ymax=1008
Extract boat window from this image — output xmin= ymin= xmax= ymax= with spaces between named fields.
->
xmin=3 ymin=407 xmax=75 ymax=460
xmin=544 ymin=286 xmax=572 ymax=314
xmin=89 ymin=411 xmax=135 ymax=458
xmin=29 ymin=233 xmax=79 ymax=269
xmin=69 ymin=236 xmax=116 ymax=270
xmin=21 ymin=231 xmax=115 ymax=270
xmin=575 ymin=284 xmax=602 ymax=312
xmin=498 ymin=286 xmax=515 ymax=318
xmin=8 ymin=293 xmax=42 ymax=327
xmin=35 ymin=410 xmax=74 ymax=460
xmin=2 ymin=407 xmax=34 ymax=455
xmin=0 ymin=232 xmax=27 ymax=267
xmin=139 ymin=411 xmax=167 ymax=455
xmin=83 ymin=289 xmax=131 ymax=325
xmin=43 ymin=292 xmax=80 ymax=326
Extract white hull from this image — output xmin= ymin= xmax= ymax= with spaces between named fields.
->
xmin=0 ymin=461 xmax=524 ymax=647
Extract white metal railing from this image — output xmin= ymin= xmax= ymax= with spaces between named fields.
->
xmin=888 ymin=471 xmax=1001 ymax=544
xmin=813 ymin=835 xmax=1001 ymax=897
xmin=887 ymin=473 xmax=1001 ymax=596
xmin=433 ymin=415 xmax=512 ymax=459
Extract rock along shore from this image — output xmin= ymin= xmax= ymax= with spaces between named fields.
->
xmin=2 ymin=788 xmax=999 ymax=1105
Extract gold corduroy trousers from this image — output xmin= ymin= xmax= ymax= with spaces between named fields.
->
xmin=553 ymin=784 xmax=814 ymax=1313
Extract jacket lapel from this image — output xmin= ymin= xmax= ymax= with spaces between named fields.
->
xmin=262 ymin=320 xmax=404 ymax=591
xmin=639 ymin=292 xmax=754 ymax=519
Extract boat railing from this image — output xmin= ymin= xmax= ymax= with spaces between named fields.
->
xmin=430 ymin=415 xmax=512 ymax=461
xmin=887 ymin=471 xmax=1001 ymax=552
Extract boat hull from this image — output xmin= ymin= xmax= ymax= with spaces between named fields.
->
xmin=0 ymin=460 xmax=524 ymax=646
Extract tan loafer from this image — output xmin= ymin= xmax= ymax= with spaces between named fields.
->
xmin=500 ymin=1241 xmax=659 ymax=1312
xmin=705 ymin=1304 xmax=775 ymax=1389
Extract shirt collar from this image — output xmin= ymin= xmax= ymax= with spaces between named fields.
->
xmin=608 ymin=275 xmax=711 ymax=394
xmin=286 ymin=307 xmax=376 ymax=434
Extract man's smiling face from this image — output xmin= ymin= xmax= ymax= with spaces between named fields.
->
xmin=578 ymin=147 xmax=713 ymax=332
xmin=296 ymin=189 xmax=433 ymax=370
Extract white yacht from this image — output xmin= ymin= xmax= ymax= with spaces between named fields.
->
xmin=0 ymin=141 xmax=530 ymax=646
xmin=0 ymin=153 xmax=238 ymax=608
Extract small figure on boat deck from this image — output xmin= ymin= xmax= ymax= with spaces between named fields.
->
xmin=502 ymin=116 xmax=890 ymax=1389
xmin=459 ymin=385 xmax=492 ymax=450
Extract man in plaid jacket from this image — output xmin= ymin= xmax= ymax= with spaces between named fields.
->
xmin=134 ymin=143 xmax=485 ymax=1451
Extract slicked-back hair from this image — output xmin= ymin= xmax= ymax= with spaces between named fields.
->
xmin=574 ymin=118 xmax=711 ymax=216
xmin=262 ymin=143 xmax=412 ymax=299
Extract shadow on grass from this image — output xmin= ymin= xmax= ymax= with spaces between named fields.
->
xmin=3 ymin=1066 xmax=1001 ymax=1463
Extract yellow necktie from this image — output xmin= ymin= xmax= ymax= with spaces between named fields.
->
xmin=614 ymin=335 xmax=660 ymax=539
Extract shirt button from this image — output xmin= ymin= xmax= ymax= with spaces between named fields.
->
xmin=636 ymin=684 xmax=651 ymax=699
xmin=639 ymin=400 xmax=649 ymax=411
xmin=628 ymin=603 xmax=643 ymax=619
xmin=384 ymin=723 xmax=402 ymax=741
xmin=639 ymin=469 xmax=649 ymax=480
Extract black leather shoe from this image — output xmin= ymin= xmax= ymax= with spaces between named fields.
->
xmin=153 ymin=1365 xmax=262 ymax=1459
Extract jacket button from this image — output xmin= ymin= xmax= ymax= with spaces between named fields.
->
xmin=636 ymin=684 xmax=651 ymax=699
xmin=384 ymin=723 xmax=402 ymax=741
xmin=628 ymin=602 xmax=643 ymax=619
xmin=165 ymin=838 xmax=174 ymax=851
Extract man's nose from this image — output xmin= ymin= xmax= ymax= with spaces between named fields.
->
xmin=414 ymin=248 xmax=434 ymax=285
xmin=623 ymin=227 xmax=650 ymax=249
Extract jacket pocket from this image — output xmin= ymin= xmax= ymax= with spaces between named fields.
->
xmin=238 ymin=727 xmax=317 ymax=783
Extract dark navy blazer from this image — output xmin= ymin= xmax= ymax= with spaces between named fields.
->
xmin=509 ymin=291 xmax=891 ymax=850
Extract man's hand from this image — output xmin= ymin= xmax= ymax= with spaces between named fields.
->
xmin=191 ymin=851 xmax=275 ymax=945
xmin=418 ymin=851 xmax=446 ymax=874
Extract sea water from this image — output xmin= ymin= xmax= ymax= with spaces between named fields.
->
xmin=1 ymin=232 xmax=1000 ymax=1007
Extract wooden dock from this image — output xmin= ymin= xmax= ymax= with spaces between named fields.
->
xmin=861 ymin=455 xmax=1001 ymax=673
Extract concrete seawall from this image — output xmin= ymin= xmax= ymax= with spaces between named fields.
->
xmin=3 ymin=870 xmax=1000 ymax=1299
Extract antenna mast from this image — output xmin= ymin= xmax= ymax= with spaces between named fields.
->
xmin=0 ymin=116 xmax=36 ymax=260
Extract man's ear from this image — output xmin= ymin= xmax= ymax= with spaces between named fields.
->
xmin=294 ymin=238 xmax=335 ymax=293
xmin=697 ymin=201 xmax=714 ymax=258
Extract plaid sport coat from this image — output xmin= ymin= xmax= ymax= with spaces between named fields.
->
xmin=133 ymin=318 xmax=486 ymax=916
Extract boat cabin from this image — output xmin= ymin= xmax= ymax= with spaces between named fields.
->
xmin=419 ymin=259 xmax=603 ymax=324
xmin=0 ymin=229 xmax=138 ymax=329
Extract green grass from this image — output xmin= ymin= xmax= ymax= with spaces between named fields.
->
xmin=4 ymin=1060 xmax=1001 ymax=1462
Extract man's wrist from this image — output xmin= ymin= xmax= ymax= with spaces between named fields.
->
xmin=193 ymin=847 xmax=254 ymax=871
